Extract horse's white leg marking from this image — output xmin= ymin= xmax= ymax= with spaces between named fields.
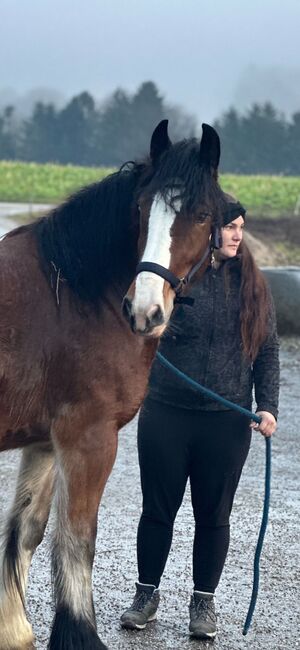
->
xmin=52 ymin=453 xmax=95 ymax=625
xmin=48 ymin=419 xmax=118 ymax=650
xmin=0 ymin=442 xmax=54 ymax=649
xmin=133 ymin=193 xmax=176 ymax=324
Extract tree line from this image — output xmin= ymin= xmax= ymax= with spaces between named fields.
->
xmin=0 ymin=81 xmax=299 ymax=174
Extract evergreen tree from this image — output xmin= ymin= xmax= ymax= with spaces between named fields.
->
xmin=241 ymin=103 xmax=287 ymax=173
xmin=99 ymin=82 xmax=166 ymax=165
xmin=0 ymin=106 xmax=18 ymax=159
xmin=21 ymin=102 xmax=59 ymax=162
xmin=214 ymin=109 xmax=243 ymax=172
xmin=287 ymin=111 xmax=300 ymax=175
xmin=98 ymin=89 xmax=133 ymax=165
xmin=215 ymin=103 xmax=288 ymax=174
xmin=56 ymin=92 xmax=99 ymax=165
xmin=130 ymin=81 xmax=165 ymax=157
xmin=0 ymin=85 xmax=299 ymax=173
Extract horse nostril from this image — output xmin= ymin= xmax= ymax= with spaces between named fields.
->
xmin=122 ymin=296 xmax=132 ymax=322
xmin=130 ymin=315 xmax=137 ymax=334
xmin=122 ymin=298 xmax=136 ymax=333
xmin=148 ymin=305 xmax=164 ymax=328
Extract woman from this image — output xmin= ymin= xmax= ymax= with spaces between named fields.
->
xmin=120 ymin=196 xmax=279 ymax=640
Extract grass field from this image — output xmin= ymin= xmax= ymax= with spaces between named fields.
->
xmin=0 ymin=161 xmax=300 ymax=218
xmin=0 ymin=161 xmax=113 ymax=204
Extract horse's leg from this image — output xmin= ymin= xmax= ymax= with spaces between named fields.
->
xmin=0 ymin=441 xmax=54 ymax=650
xmin=48 ymin=419 xmax=118 ymax=650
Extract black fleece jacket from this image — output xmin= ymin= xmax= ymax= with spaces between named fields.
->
xmin=148 ymin=257 xmax=280 ymax=419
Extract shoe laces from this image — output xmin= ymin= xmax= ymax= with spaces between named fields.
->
xmin=193 ymin=596 xmax=215 ymax=622
xmin=130 ymin=589 xmax=152 ymax=612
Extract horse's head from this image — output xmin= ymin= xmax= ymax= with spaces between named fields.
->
xmin=123 ymin=120 xmax=225 ymax=337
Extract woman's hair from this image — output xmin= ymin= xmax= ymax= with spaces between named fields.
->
xmin=238 ymin=240 xmax=271 ymax=361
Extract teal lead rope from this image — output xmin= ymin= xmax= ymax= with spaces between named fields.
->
xmin=156 ymin=351 xmax=271 ymax=635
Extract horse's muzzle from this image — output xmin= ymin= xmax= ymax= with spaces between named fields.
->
xmin=122 ymin=297 xmax=164 ymax=335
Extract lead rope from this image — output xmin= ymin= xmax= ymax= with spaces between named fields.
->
xmin=156 ymin=351 xmax=271 ymax=635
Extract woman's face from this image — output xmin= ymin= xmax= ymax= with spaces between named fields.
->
xmin=219 ymin=215 xmax=245 ymax=259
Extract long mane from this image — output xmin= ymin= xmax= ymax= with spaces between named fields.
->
xmin=27 ymin=138 xmax=225 ymax=308
xmin=33 ymin=163 xmax=144 ymax=306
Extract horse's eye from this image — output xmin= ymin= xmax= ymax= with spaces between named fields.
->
xmin=196 ymin=212 xmax=211 ymax=223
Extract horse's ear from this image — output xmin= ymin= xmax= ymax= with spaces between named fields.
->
xmin=199 ymin=123 xmax=221 ymax=170
xmin=150 ymin=119 xmax=172 ymax=164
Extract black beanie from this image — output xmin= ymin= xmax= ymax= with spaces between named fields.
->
xmin=222 ymin=194 xmax=246 ymax=226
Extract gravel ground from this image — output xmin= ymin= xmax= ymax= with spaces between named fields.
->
xmin=0 ymin=339 xmax=299 ymax=650
xmin=0 ymin=203 xmax=52 ymax=221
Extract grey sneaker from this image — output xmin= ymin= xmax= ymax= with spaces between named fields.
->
xmin=120 ymin=582 xmax=160 ymax=630
xmin=189 ymin=591 xmax=217 ymax=639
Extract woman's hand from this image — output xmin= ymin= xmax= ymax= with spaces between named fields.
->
xmin=250 ymin=411 xmax=277 ymax=437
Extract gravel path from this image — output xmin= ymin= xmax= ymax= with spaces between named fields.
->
xmin=0 ymin=202 xmax=52 ymax=219
xmin=0 ymin=203 xmax=52 ymax=238
xmin=0 ymin=339 xmax=299 ymax=649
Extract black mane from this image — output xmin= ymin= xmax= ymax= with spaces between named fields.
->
xmin=31 ymin=138 xmax=225 ymax=308
xmin=33 ymin=163 xmax=144 ymax=306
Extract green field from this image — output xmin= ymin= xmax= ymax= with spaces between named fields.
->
xmin=0 ymin=161 xmax=113 ymax=204
xmin=0 ymin=161 xmax=300 ymax=218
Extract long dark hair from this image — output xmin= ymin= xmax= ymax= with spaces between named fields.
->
xmin=239 ymin=240 xmax=271 ymax=361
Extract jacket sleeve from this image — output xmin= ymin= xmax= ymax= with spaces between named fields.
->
xmin=253 ymin=294 xmax=280 ymax=419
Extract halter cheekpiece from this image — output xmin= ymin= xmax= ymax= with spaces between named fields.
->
xmin=135 ymin=225 xmax=222 ymax=306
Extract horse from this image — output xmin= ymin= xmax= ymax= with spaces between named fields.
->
xmin=0 ymin=120 xmax=225 ymax=650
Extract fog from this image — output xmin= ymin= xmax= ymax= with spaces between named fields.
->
xmin=1 ymin=0 xmax=300 ymax=123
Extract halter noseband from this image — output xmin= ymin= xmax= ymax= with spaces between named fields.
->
xmin=135 ymin=226 xmax=222 ymax=306
xmin=136 ymin=247 xmax=210 ymax=306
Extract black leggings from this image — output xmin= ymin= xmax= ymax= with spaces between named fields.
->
xmin=137 ymin=397 xmax=251 ymax=593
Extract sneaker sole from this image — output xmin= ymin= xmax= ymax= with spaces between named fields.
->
xmin=121 ymin=613 xmax=157 ymax=630
xmin=190 ymin=630 xmax=217 ymax=640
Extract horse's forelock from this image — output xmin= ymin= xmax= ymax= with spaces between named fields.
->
xmin=139 ymin=139 xmax=225 ymax=226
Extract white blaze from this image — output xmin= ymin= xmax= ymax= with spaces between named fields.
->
xmin=133 ymin=193 xmax=177 ymax=318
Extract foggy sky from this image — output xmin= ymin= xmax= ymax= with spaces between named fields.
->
xmin=1 ymin=0 xmax=300 ymax=124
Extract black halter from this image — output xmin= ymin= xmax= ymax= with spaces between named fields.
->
xmin=135 ymin=246 xmax=210 ymax=306
xmin=135 ymin=226 xmax=222 ymax=306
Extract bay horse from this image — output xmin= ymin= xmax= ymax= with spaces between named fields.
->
xmin=0 ymin=120 xmax=225 ymax=650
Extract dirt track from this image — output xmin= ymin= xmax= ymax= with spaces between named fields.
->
xmin=0 ymin=338 xmax=299 ymax=649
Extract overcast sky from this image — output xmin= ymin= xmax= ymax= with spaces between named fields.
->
xmin=1 ymin=0 xmax=300 ymax=124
